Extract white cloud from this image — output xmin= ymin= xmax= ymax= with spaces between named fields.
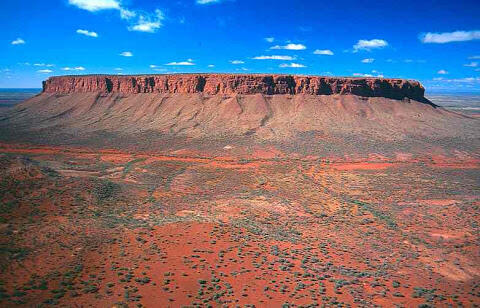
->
xmin=130 ymin=21 xmax=160 ymax=33
xmin=353 ymin=72 xmax=384 ymax=78
xmin=433 ymin=77 xmax=480 ymax=83
xmin=62 ymin=66 xmax=85 ymax=71
xmin=464 ymin=62 xmax=478 ymax=67
xmin=420 ymin=30 xmax=480 ymax=43
xmin=361 ymin=58 xmax=374 ymax=63
xmin=313 ymin=49 xmax=334 ymax=55
xmin=149 ymin=65 xmax=167 ymax=71
xmin=69 ymin=0 xmax=163 ymax=34
xmin=11 ymin=38 xmax=25 ymax=45
xmin=114 ymin=68 xmax=123 ymax=71
xmin=458 ymin=77 xmax=480 ymax=83
xmin=37 ymin=69 xmax=53 ymax=73
xmin=353 ymin=73 xmax=373 ymax=77
xmin=120 ymin=8 xmax=136 ymax=19
xmin=166 ymin=61 xmax=194 ymax=66
xmin=279 ymin=63 xmax=306 ymax=68
xmin=230 ymin=60 xmax=245 ymax=64
xmin=68 ymin=0 xmax=120 ymax=11
xmin=196 ymin=0 xmax=222 ymax=4
xmin=119 ymin=51 xmax=133 ymax=57
xmin=208 ymin=64 xmax=215 ymax=68
xmin=34 ymin=63 xmax=55 ymax=67
xmin=166 ymin=59 xmax=195 ymax=66
xmin=252 ymin=55 xmax=295 ymax=60
xmin=265 ymin=37 xmax=274 ymax=43
xmin=128 ymin=9 xmax=164 ymax=33
xmin=437 ymin=70 xmax=448 ymax=75
xmin=271 ymin=43 xmax=307 ymax=50
xmin=76 ymin=29 xmax=98 ymax=37
xmin=353 ymin=39 xmax=388 ymax=52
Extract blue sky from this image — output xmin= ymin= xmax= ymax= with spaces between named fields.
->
xmin=1 ymin=0 xmax=479 ymax=92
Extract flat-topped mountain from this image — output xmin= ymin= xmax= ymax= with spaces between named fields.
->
xmin=42 ymin=74 xmax=427 ymax=102
xmin=1 ymin=74 xmax=478 ymax=154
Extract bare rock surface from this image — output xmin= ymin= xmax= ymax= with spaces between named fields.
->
xmin=42 ymin=74 xmax=427 ymax=102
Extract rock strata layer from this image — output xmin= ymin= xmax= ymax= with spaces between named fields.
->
xmin=43 ymin=74 xmax=427 ymax=101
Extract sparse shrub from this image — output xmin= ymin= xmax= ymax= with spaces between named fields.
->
xmin=93 ymin=179 xmax=120 ymax=202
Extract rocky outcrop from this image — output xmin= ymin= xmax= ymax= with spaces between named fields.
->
xmin=42 ymin=74 xmax=428 ymax=102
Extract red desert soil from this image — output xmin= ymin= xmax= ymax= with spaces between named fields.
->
xmin=0 ymin=143 xmax=478 ymax=307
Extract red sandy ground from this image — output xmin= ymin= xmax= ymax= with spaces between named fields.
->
xmin=0 ymin=143 xmax=479 ymax=307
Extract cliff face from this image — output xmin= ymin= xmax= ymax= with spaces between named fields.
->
xmin=42 ymin=74 xmax=427 ymax=102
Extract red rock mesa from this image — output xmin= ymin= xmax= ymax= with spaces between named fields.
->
xmin=42 ymin=74 xmax=427 ymax=102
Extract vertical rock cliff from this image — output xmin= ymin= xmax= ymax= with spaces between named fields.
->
xmin=42 ymin=74 xmax=428 ymax=102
